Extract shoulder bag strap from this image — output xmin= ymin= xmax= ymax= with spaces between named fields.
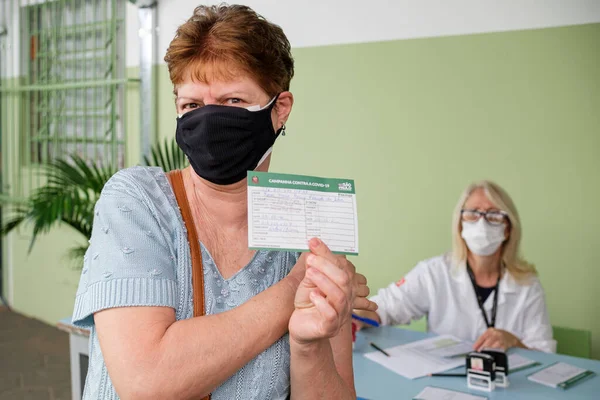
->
xmin=167 ymin=170 xmax=210 ymax=399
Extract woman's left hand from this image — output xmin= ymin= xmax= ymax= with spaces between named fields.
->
xmin=474 ymin=328 xmax=526 ymax=351
xmin=289 ymin=238 xmax=375 ymax=345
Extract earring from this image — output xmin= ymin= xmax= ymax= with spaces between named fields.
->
xmin=280 ymin=124 xmax=286 ymax=136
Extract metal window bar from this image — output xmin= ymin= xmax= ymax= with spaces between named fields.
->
xmin=0 ymin=0 xmax=20 ymax=198
xmin=0 ymin=0 xmax=129 ymax=196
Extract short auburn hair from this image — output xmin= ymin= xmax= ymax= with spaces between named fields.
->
xmin=164 ymin=4 xmax=294 ymax=97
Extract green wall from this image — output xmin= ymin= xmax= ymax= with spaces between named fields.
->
xmin=151 ymin=23 xmax=600 ymax=359
xmin=4 ymin=23 xmax=599 ymax=359
xmin=1 ymin=68 xmax=141 ymax=322
xmin=157 ymin=24 xmax=600 ymax=357
xmin=276 ymin=23 xmax=600 ymax=358
xmin=8 ymin=227 xmax=84 ymax=322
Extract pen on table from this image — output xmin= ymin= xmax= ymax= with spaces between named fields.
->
xmin=369 ymin=342 xmax=390 ymax=357
xmin=352 ymin=313 xmax=380 ymax=327
xmin=427 ymin=373 xmax=467 ymax=377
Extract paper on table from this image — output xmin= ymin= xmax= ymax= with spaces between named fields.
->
xmin=424 ymin=337 xmax=473 ymax=358
xmin=364 ymin=335 xmax=469 ymax=379
xmin=247 ymin=171 xmax=359 ymax=255
xmin=528 ymin=362 xmax=595 ymax=389
xmin=508 ymin=354 xmax=540 ymax=372
xmin=413 ymin=386 xmax=488 ymax=400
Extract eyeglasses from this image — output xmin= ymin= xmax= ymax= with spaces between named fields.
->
xmin=461 ymin=209 xmax=508 ymax=226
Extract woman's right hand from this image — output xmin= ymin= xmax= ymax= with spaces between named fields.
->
xmin=289 ymin=239 xmax=354 ymax=344
xmin=287 ymin=252 xmax=309 ymax=289
xmin=286 ymin=246 xmax=377 ymax=313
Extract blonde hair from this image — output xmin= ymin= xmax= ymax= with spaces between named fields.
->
xmin=451 ymin=180 xmax=537 ymax=282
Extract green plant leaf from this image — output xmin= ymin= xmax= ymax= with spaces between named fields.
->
xmin=66 ymin=245 xmax=89 ymax=264
xmin=1 ymin=138 xmax=185 ymax=262
xmin=143 ymin=137 xmax=187 ymax=172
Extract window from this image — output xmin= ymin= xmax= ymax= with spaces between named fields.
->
xmin=23 ymin=0 xmax=126 ymax=167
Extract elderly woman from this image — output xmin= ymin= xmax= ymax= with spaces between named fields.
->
xmin=72 ymin=5 xmax=376 ymax=399
xmin=355 ymin=180 xmax=556 ymax=353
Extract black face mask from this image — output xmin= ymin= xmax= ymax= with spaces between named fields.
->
xmin=175 ymin=96 xmax=281 ymax=185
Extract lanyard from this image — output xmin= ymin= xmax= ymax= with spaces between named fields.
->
xmin=466 ymin=263 xmax=499 ymax=328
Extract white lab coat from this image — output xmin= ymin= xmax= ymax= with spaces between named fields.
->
xmin=371 ymin=253 xmax=556 ymax=353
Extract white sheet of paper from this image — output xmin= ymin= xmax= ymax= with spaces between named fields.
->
xmin=247 ymin=171 xmax=359 ymax=254
xmin=414 ymin=386 xmax=488 ymax=400
xmin=425 ymin=338 xmax=473 ymax=358
xmin=508 ymin=354 xmax=538 ymax=371
xmin=528 ymin=362 xmax=589 ymax=388
xmin=364 ymin=335 xmax=469 ymax=379
xmin=413 ymin=386 xmax=487 ymax=400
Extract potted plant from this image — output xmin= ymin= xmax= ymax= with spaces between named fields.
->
xmin=0 ymin=138 xmax=187 ymax=262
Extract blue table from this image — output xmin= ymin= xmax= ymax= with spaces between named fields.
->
xmin=353 ymin=327 xmax=599 ymax=399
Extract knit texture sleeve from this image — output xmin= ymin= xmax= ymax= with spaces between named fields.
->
xmin=72 ymin=168 xmax=178 ymax=328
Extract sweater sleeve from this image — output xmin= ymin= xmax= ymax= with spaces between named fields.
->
xmin=72 ymin=168 xmax=178 ymax=328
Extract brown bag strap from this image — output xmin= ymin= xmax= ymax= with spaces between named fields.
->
xmin=167 ymin=170 xmax=206 ymax=318
xmin=167 ymin=170 xmax=210 ymax=400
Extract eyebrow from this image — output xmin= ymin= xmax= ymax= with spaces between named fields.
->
xmin=219 ymin=91 xmax=247 ymax=98
xmin=175 ymin=96 xmax=202 ymax=104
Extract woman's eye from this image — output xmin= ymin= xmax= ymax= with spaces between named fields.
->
xmin=183 ymin=103 xmax=200 ymax=110
xmin=226 ymin=98 xmax=243 ymax=105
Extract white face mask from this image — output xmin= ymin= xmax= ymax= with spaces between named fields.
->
xmin=247 ymin=96 xmax=278 ymax=168
xmin=245 ymin=95 xmax=277 ymax=112
xmin=461 ymin=218 xmax=506 ymax=256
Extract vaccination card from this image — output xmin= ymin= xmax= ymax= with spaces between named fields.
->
xmin=247 ymin=171 xmax=359 ymax=255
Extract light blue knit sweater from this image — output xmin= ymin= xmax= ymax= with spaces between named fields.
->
xmin=73 ymin=166 xmax=299 ymax=399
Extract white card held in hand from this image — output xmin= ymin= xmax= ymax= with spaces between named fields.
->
xmin=247 ymin=171 xmax=359 ymax=255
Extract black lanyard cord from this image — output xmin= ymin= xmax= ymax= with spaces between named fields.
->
xmin=466 ymin=263 xmax=499 ymax=328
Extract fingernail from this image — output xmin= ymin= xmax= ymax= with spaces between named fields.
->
xmin=309 ymin=238 xmax=320 ymax=248
xmin=307 ymin=254 xmax=316 ymax=265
